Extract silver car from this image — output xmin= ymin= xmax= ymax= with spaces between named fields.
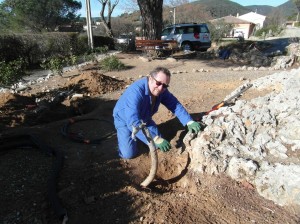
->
xmin=114 ymin=34 xmax=135 ymax=51
xmin=115 ymin=34 xmax=134 ymax=45
xmin=161 ymin=23 xmax=211 ymax=51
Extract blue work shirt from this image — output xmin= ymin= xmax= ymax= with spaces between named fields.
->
xmin=113 ymin=77 xmax=193 ymax=138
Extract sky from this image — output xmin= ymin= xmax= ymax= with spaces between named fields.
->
xmin=78 ymin=0 xmax=290 ymax=18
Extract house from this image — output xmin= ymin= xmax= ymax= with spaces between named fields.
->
xmin=238 ymin=12 xmax=266 ymax=29
xmin=285 ymin=20 xmax=299 ymax=27
xmin=210 ymin=15 xmax=255 ymax=39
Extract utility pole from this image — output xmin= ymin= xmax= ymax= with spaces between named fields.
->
xmin=173 ymin=7 xmax=176 ymax=25
xmin=86 ymin=0 xmax=94 ymax=49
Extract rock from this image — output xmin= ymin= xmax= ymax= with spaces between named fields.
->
xmin=227 ymin=157 xmax=258 ymax=181
xmin=190 ymin=67 xmax=300 ymax=206
xmin=139 ymin=56 xmax=150 ymax=62
xmin=255 ymin=163 xmax=300 ymax=206
xmin=166 ymin=57 xmax=177 ymax=62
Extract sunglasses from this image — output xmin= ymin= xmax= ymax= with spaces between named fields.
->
xmin=151 ymin=76 xmax=169 ymax=89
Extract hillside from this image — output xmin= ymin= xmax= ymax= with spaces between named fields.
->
xmin=276 ymin=0 xmax=299 ymax=18
xmin=190 ymin=0 xmax=249 ymax=17
xmin=245 ymin=5 xmax=275 ymax=15
xmin=114 ymin=0 xmax=297 ymax=25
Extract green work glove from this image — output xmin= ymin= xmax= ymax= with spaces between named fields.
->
xmin=187 ymin=121 xmax=201 ymax=134
xmin=153 ymin=136 xmax=171 ymax=152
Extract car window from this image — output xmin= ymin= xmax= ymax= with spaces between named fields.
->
xmin=175 ymin=27 xmax=185 ymax=34
xmin=200 ymin=26 xmax=209 ymax=33
xmin=184 ymin=27 xmax=194 ymax=34
xmin=162 ymin=27 xmax=173 ymax=36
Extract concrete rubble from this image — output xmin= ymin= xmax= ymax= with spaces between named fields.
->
xmin=230 ymin=42 xmax=300 ymax=70
xmin=187 ymin=67 xmax=300 ymax=206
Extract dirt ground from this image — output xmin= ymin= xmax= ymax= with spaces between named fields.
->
xmin=1 ymin=51 xmax=299 ymax=224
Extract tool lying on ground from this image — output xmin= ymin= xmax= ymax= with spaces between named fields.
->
xmin=205 ymin=83 xmax=253 ymax=115
xmin=132 ymin=121 xmax=158 ymax=188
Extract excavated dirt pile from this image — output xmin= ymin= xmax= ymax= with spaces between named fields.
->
xmin=0 ymin=70 xmax=128 ymax=128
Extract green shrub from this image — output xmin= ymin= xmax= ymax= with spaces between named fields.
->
xmin=94 ymin=46 xmax=109 ymax=54
xmin=82 ymin=52 xmax=98 ymax=62
xmin=207 ymin=21 xmax=234 ymax=43
xmin=0 ymin=35 xmax=24 ymax=63
xmin=70 ymin=33 xmax=89 ymax=55
xmin=255 ymin=26 xmax=283 ymax=37
xmin=0 ymin=59 xmax=28 ymax=86
xmin=0 ymin=33 xmax=90 ymax=68
xmin=66 ymin=54 xmax=79 ymax=66
xmin=40 ymin=56 xmax=66 ymax=75
xmin=93 ymin=36 xmax=114 ymax=49
xmin=99 ymin=55 xmax=125 ymax=71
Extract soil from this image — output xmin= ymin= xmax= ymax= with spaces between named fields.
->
xmin=1 ymin=51 xmax=299 ymax=224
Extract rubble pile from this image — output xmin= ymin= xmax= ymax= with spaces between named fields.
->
xmin=229 ymin=42 xmax=300 ymax=70
xmin=230 ymin=46 xmax=272 ymax=67
xmin=188 ymin=67 xmax=300 ymax=206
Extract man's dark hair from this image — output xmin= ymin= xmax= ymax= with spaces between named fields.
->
xmin=150 ymin=67 xmax=171 ymax=78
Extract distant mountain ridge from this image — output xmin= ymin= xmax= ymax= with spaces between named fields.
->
xmin=274 ymin=0 xmax=298 ymax=17
xmin=244 ymin=5 xmax=275 ymax=16
xmin=190 ymin=0 xmax=249 ymax=18
xmin=191 ymin=0 xmax=296 ymax=17
xmin=102 ymin=0 xmax=298 ymax=24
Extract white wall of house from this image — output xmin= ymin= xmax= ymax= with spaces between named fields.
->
xmin=238 ymin=12 xmax=266 ymax=29
xmin=233 ymin=24 xmax=251 ymax=39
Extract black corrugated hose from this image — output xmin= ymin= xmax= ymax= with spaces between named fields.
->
xmin=61 ymin=118 xmax=116 ymax=144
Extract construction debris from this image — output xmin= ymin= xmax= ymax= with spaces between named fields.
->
xmin=187 ymin=67 xmax=300 ymax=206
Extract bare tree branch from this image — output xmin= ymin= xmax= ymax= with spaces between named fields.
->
xmin=292 ymin=0 xmax=300 ymax=21
xmin=97 ymin=0 xmax=119 ymax=37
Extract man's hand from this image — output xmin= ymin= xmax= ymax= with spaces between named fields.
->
xmin=153 ymin=136 xmax=171 ymax=152
xmin=187 ymin=121 xmax=201 ymax=134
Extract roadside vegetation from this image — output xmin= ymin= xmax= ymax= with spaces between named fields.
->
xmin=0 ymin=59 xmax=27 ymax=86
xmin=99 ymin=55 xmax=126 ymax=71
xmin=0 ymin=0 xmax=299 ymax=85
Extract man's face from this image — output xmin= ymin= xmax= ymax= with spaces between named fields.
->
xmin=149 ymin=71 xmax=170 ymax=96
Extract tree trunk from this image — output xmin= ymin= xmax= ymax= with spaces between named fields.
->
xmin=137 ymin=0 xmax=163 ymax=40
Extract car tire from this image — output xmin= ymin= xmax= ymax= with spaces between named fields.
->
xmin=181 ymin=42 xmax=193 ymax=51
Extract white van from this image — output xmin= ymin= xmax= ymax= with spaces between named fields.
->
xmin=161 ymin=23 xmax=211 ymax=51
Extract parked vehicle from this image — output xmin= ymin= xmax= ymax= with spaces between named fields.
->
xmin=233 ymin=31 xmax=244 ymax=38
xmin=114 ymin=34 xmax=134 ymax=45
xmin=114 ymin=34 xmax=135 ymax=51
xmin=161 ymin=23 xmax=211 ymax=51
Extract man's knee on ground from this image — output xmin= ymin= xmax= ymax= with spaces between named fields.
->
xmin=119 ymin=148 xmax=138 ymax=159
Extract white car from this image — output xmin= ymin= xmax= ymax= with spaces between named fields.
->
xmin=115 ymin=34 xmax=134 ymax=45
xmin=234 ymin=31 xmax=244 ymax=38
xmin=114 ymin=34 xmax=135 ymax=51
xmin=161 ymin=23 xmax=211 ymax=51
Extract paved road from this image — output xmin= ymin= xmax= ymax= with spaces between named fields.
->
xmin=279 ymin=27 xmax=300 ymax=37
xmin=257 ymin=27 xmax=300 ymax=56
